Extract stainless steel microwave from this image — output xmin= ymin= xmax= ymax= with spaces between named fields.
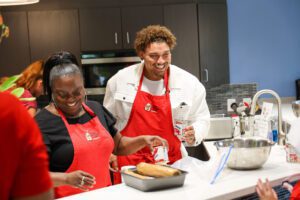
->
xmin=81 ymin=50 xmax=141 ymax=95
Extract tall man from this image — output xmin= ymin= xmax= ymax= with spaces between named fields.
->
xmin=104 ymin=25 xmax=210 ymax=181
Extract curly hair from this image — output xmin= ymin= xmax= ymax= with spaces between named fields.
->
xmin=17 ymin=60 xmax=43 ymax=90
xmin=134 ymin=25 xmax=176 ymax=53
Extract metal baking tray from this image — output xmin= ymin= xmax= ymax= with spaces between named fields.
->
xmin=121 ymin=167 xmax=188 ymax=191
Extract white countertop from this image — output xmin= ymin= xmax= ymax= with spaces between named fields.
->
xmin=59 ymin=145 xmax=300 ymax=200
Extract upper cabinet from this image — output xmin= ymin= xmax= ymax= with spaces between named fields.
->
xmin=198 ymin=4 xmax=229 ymax=88
xmin=28 ymin=9 xmax=80 ymax=61
xmin=0 ymin=1 xmax=229 ymax=88
xmin=79 ymin=8 xmax=122 ymax=51
xmin=0 ymin=11 xmax=30 ymax=76
xmin=164 ymin=4 xmax=200 ymax=79
xmin=121 ymin=6 xmax=163 ymax=49
xmin=79 ymin=5 xmax=163 ymax=51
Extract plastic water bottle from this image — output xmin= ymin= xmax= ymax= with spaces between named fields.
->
xmin=272 ymin=129 xmax=278 ymax=142
xmin=271 ymin=119 xmax=278 ymax=142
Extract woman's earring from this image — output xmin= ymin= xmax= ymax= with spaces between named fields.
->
xmin=51 ymin=94 xmax=58 ymax=108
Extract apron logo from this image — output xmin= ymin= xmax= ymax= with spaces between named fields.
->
xmin=144 ymin=103 xmax=151 ymax=111
xmin=85 ymin=132 xmax=92 ymax=141
xmin=144 ymin=103 xmax=158 ymax=113
xmin=85 ymin=131 xmax=100 ymax=141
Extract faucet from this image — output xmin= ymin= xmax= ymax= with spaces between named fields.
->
xmin=249 ymin=89 xmax=286 ymax=145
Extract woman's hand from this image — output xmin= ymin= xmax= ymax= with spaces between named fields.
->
xmin=183 ymin=125 xmax=196 ymax=145
xmin=113 ymin=133 xmax=168 ymax=155
xmin=142 ymin=135 xmax=168 ymax=151
xmin=65 ymin=170 xmax=96 ymax=191
xmin=109 ymin=154 xmax=119 ymax=172
xmin=256 ymin=178 xmax=278 ymax=200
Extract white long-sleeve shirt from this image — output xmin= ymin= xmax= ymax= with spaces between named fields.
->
xmin=104 ymin=63 xmax=210 ymax=156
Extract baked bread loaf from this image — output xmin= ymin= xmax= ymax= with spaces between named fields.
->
xmin=136 ymin=162 xmax=181 ymax=178
xmin=123 ymin=169 xmax=154 ymax=179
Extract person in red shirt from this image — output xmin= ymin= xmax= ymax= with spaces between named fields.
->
xmin=17 ymin=60 xmax=44 ymax=116
xmin=0 ymin=92 xmax=53 ymax=200
xmin=256 ymin=172 xmax=300 ymax=199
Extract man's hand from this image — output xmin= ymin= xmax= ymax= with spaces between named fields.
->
xmin=183 ymin=126 xmax=196 ymax=145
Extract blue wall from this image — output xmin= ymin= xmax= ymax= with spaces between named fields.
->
xmin=227 ymin=0 xmax=300 ymax=97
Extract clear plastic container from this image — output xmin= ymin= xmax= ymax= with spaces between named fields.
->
xmin=286 ymin=144 xmax=300 ymax=163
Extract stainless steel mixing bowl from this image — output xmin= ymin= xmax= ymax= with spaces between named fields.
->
xmin=214 ymin=137 xmax=274 ymax=170
xmin=292 ymin=100 xmax=300 ymax=118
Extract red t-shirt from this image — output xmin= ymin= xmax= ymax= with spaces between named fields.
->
xmin=291 ymin=181 xmax=300 ymax=200
xmin=0 ymin=93 xmax=52 ymax=199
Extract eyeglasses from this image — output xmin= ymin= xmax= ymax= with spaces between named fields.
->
xmin=146 ymin=51 xmax=171 ymax=61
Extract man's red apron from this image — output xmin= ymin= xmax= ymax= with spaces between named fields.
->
xmin=114 ymin=69 xmax=182 ymax=183
xmin=55 ymin=103 xmax=114 ymax=198
xmin=290 ymin=181 xmax=300 ymax=199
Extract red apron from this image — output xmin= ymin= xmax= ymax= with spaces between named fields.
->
xmin=55 ymin=103 xmax=114 ymax=198
xmin=291 ymin=181 xmax=300 ymax=199
xmin=114 ymin=69 xmax=182 ymax=183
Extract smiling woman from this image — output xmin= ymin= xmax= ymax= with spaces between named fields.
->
xmin=50 ymin=64 xmax=85 ymax=118
xmin=35 ymin=51 xmax=168 ymax=198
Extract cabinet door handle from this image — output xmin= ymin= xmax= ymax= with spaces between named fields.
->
xmin=115 ymin=32 xmax=118 ymax=44
xmin=204 ymin=68 xmax=209 ymax=82
xmin=126 ymin=32 xmax=130 ymax=44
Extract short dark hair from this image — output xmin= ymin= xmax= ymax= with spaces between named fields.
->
xmin=43 ymin=51 xmax=80 ymax=101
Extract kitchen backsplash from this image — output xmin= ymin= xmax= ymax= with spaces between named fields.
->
xmin=206 ymin=83 xmax=257 ymax=115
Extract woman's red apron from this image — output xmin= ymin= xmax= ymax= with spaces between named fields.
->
xmin=114 ymin=69 xmax=182 ymax=183
xmin=55 ymin=103 xmax=114 ymax=198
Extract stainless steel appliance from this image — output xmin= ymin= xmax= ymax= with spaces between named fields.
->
xmin=206 ymin=117 xmax=233 ymax=140
xmin=81 ymin=50 xmax=141 ymax=95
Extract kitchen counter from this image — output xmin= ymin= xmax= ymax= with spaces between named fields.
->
xmin=59 ymin=145 xmax=300 ymax=200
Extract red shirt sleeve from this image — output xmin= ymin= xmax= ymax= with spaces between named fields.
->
xmin=0 ymin=93 xmax=52 ymax=199
xmin=291 ymin=181 xmax=300 ymax=200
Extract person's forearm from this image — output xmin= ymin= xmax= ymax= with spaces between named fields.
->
xmin=50 ymin=172 xmax=67 ymax=187
xmin=116 ymin=136 xmax=147 ymax=155
xmin=27 ymin=107 xmax=37 ymax=117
